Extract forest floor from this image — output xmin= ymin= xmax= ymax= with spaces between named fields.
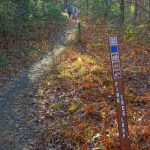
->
xmin=0 ymin=17 xmax=150 ymax=150
xmin=0 ymin=19 xmax=77 ymax=149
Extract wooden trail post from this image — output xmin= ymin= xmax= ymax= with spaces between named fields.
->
xmin=78 ymin=22 xmax=81 ymax=42
xmin=109 ymin=36 xmax=130 ymax=150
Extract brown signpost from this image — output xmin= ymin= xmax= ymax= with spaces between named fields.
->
xmin=109 ymin=36 xmax=130 ymax=150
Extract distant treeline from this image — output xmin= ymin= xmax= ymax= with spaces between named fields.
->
xmin=75 ymin=0 xmax=150 ymax=41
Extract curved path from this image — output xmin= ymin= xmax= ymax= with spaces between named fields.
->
xmin=0 ymin=23 xmax=77 ymax=150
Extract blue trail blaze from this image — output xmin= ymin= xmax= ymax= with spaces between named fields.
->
xmin=111 ymin=46 xmax=118 ymax=53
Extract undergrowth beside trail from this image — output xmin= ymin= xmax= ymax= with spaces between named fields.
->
xmin=0 ymin=18 xmax=68 ymax=87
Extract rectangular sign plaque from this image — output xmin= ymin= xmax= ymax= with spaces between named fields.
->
xmin=109 ymin=36 xmax=130 ymax=150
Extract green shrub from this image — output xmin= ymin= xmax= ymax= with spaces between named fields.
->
xmin=125 ymin=24 xmax=135 ymax=40
xmin=0 ymin=1 xmax=18 ymax=36
xmin=108 ymin=3 xmax=120 ymax=25
xmin=52 ymin=102 xmax=64 ymax=110
xmin=91 ymin=0 xmax=107 ymax=18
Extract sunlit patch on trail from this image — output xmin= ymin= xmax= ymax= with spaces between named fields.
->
xmin=28 ymin=27 xmax=77 ymax=81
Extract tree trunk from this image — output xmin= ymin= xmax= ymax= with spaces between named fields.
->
xmin=64 ymin=0 xmax=67 ymax=10
xmin=149 ymin=0 xmax=150 ymax=22
xmin=86 ymin=0 xmax=89 ymax=20
xmin=120 ymin=0 xmax=125 ymax=27
xmin=87 ymin=0 xmax=89 ymax=12
xmin=133 ymin=0 xmax=138 ymax=25
xmin=105 ymin=0 xmax=109 ymax=17
xmin=126 ymin=0 xmax=131 ymax=15
xmin=149 ymin=0 xmax=150 ymax=31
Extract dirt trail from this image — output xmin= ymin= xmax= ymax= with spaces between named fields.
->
xmin=0 ymin=22 xmax=77 ymax=150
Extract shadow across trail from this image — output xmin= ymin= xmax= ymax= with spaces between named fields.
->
xmin=0 ymin=23 xmax=77 ymax=149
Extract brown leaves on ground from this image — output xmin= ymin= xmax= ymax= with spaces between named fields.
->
xmin=29 ymin=20 xmax=150 ymax=149
xmin=0 ymin=21 xmax=67 ymax=88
